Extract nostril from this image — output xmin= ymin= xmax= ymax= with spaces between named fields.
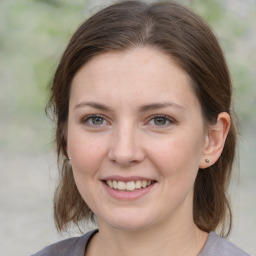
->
xmin=107 ymin=128 xmax=146 ymax=165
xmin=108 ymin=146 xmax=145 ymax=166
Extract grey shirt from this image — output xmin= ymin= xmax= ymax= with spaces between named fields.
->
xmin=31 ymin=229 xmax=250 ymax=256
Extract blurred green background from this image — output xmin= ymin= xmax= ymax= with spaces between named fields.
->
xmin=0 ymin=0 xmax=255 ymax=255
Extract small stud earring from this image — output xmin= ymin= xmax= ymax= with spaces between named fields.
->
xmin=205 ymin=159 xmax=210 ymax=163
xmin=67 ymin=157 xmax=72 ymax=167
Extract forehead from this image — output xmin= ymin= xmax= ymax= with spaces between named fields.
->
xmin=73 ymin=47 xmax=187 ymax=82
xmin=70 ymin=47 xmax=199 ymax=111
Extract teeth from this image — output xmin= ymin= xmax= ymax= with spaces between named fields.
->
xmin=141 ymin=180 xmax=147 ymax=188
xmin=118 ymin=181 xmax=126 ymax=190
xmin=135 ymin=180 xmax=141 ymax=189
xmin=105 ymin=180 xmax=153 ymax=191
xmin=106 ymin=180 xmax=113 ymax=188
xmin=113 ymin=180 xmax=118 ymax=189
xmin=127 ymin=181 xmax=135 ymax=191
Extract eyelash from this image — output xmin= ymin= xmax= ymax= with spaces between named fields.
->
xmin=80 ymin=114 xmax=175 ymax=128
xmin=81 ymin=114 xmax=108 ymax=127
xmin=147 ymin=114 xmax=175 ymax=127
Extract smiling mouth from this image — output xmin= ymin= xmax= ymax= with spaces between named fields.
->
xmin=104 ymin=180 xmax=155 ymax=191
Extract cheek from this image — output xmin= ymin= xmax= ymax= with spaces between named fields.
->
xmin=149 ymin=133 xmax=204 ymax=177
xmin=67 ymin=129 xmax=108 ymax=176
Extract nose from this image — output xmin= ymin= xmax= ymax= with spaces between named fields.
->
xmin=108 ymin=124 xmax=145 ymax=166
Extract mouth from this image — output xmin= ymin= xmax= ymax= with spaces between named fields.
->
xmin=103 ymin=179 xmax=156 ymax=192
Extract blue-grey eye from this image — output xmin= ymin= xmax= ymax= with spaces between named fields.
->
xmin=153 ymin=116 xmax=168 ymax=125
xmin=91 ymin=116 xmax=104 ymax=125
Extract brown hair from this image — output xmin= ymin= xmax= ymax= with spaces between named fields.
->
xmin=47 ymin=0 xmax=236 ymax=236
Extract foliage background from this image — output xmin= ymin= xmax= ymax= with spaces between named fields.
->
xmin=0 ymin=0 xmax=255 ymax=255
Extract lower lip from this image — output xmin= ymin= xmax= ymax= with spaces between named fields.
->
xmin=102 ymin=181 xmax=155 ymax=200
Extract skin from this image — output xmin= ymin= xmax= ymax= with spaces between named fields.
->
xmin=67 ymin=47 xmax=230 ymax=256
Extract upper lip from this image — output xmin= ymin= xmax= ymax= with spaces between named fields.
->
xmin=102 ymin=176 xmax=156 ymax=182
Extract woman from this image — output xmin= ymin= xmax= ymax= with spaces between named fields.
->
xmin=33 ymin=1 xmax=250 ymax=255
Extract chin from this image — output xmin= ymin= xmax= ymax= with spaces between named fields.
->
xmin=108 ymin=221 xmax=153 ymax=232
xmin=98 ymin=208 xmax=155 ymax=231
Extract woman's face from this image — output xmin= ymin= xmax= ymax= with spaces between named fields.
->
xmin=67 ymin=47 xmax=208 ymax=231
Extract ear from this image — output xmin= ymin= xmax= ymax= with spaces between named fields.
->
xmin=200 ymin=112 xmax=230 ymax=169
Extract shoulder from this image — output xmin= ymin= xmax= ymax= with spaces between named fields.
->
xmin=200 ymin=232 xmax=251 ymax=256
xmin=31 ymin=229 xmax=98 ymax=256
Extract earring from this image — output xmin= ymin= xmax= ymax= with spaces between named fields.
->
xmin=205 ymin=159 xmax=210 ymax=163
xmin=67 ymin=157 xmax=72 ymax=168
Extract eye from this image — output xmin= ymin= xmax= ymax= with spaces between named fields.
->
xmin=82 ymin=114 xmax=108 ymax=126
xmin=148 ymin=115 xmax=174 ymax=127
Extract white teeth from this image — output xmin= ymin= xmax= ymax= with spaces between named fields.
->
xmin=113 ymin=180 xmax=118 ymax=189
xmin=118 ymin=181 xmax=126 ymax=190
xmin=141 ymin=180 xmax=147 ymax=188
xmin=106 ymin=180 xmax=113 ymax=188
xmin=135 ymin=180 xmax=141 ymax=189
xmin=126 ymin=181 xmax=135 ymax=191
xmin=105 ymin=179 xmax=153 ymax=191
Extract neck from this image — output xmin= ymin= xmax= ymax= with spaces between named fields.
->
xmin=86 ymin=215 xmax=208 ymax=256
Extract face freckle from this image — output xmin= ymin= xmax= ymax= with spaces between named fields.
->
xmin=67 ymin=47 xmax=207 ymax=231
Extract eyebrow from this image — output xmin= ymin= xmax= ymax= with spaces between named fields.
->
xmin=138 ymin=102 xmax=185 ymax=112
xmin=74 ymin=102 xmax=114 ymax=112
xmin=74 ymin=101 xmax=185 ymax=112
